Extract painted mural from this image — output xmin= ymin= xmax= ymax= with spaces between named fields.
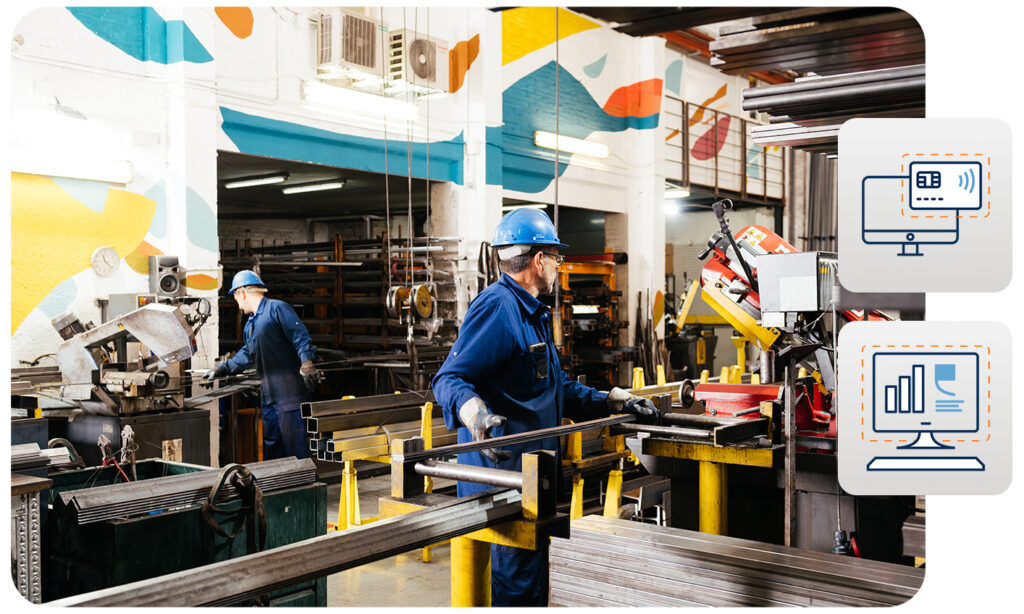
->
xmin=493 ymin=8 xmax=664 ymax=194
xmin=67 ymin=7 xmax=212 ymax=64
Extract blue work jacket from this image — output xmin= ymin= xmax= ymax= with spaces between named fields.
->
xmin=223 ymin=297 xmax=317 ymax=405
xmin=433 ymin=273 xmax=608 ymax=496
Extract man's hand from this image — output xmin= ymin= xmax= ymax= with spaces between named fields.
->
xmin=458 ymin=397 xmax=511 ymax=464
xmin=300 ymin=360 xmax=321 ymax=390
xmin=200 ymin=362 xmax=228 ymax=388
xmin=607 ymin=387 xmax=661 ymax=424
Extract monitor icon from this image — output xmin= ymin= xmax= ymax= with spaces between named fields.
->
xmin=867 ymin=352 xmax=985 ymax=471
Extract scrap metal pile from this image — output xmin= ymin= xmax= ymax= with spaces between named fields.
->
xmin=549 ymin=516 xmax=924 ymax=607
xmin=55 ymin=457 xmax=316 ymax=525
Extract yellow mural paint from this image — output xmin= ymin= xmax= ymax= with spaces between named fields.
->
xmin=11 ymin=172 xmax=156 ymax=333
xmin=124 ymin=240 xmax=164 ymax=275
xmin=184 ymin=274 xmax=219 ymax=291
xmin=502 ymin=7 xmax=601 ymax=66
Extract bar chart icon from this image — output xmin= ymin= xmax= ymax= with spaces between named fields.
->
xmin=884 ymin=365 xmax=925 ymax=414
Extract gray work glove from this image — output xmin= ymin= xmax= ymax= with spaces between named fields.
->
xmin=200 ymin=362 xmax=229 ymax=388
xmin=300 ymin=360 xmax=321 ymax=390
xmin=458 ymin=396 xmax=511 ymax=464
xmin=607 ymin=387 xmax=661 ymax=424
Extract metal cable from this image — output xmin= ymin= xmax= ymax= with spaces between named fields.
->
xmin=380 ymin=8 xmax=392 ymax=290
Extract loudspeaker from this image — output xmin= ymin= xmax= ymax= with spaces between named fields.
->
xmin=149 ymin=255 xmax=184 ymax=297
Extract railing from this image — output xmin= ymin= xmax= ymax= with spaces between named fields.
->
xmin=663 ymin=96 xmax=785 ymax=203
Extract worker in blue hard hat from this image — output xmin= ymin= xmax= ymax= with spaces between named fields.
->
xmin=202 ymin=269 xmax=321 ymax=459
xmin=432 ymin=208 xmax=658 ymax=606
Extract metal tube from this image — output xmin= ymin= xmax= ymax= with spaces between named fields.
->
xmin=741 ymin=77 xmax=924 ymax=111
xmin=52 ymin=489 xmax=523 ymax=607
xmin=698 ymin=461 xmax=727 ymax=535
xmin=742 ymin=64 xmax=923 ymax=99
xmin=614 ymin=423 xmax=712 ymax=439
xmin=414 ymin=460 xmax=524 ymax=491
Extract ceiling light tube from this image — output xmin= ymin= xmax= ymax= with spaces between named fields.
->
xmin=224 ymin=174 xmax=289 ymax=189
xmin=664 ymin=188 xmax=690 ymax=199
xmin=282 ymin=181 xmax=346 ymax=195
xmin=303 ymin=81 xmax=419 ymax=122
xmin=501 ymin=203 xmax=548 ymax=212
xmin=533 ymin=131 xmax=609 ymax=159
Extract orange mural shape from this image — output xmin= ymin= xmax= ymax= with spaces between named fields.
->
xmin=449 ymin=34 xmax=480 ymax=94
xmin=124 ymin=240 xmax=165 ymax=275
xmin=215 ymin=7 xmax=254 ymax=39
xmin=689 ymin=83 xmax=729 ymax=127
xmin=603 ymin=79 xmax=663 ymax=118
xmin=185 ymin=274 xmax=219 ymax=291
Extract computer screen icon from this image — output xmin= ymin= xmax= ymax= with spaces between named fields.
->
xmin=867 ymin=352 xmax=985 ymax=471
xmin=861 ymin=175 xmax=960 ymax=257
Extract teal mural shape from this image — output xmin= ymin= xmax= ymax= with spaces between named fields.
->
xmin=665 ymin=59 xmax=684 ymax=96
xmin=583 ymin=54 xmax=607 ymax=78
xmin=37 ymin=277 xmax=78 ymax=319
xmin=219 ymin=107 xmax=464 ymax=185
xmin=492 ymin=61 xmax=659 ymax=193
xmin=185 ymin=185 xmax=216 ymax=252
xmin=52 ymin=177 xmax=110 ymax=214
xmin=746 ymin=144 xmax=764 ymax=180
xmin=143 ymin=182 xmax=168 ymax=239
xmin=67 ymin=7 xmax=213 ymax=64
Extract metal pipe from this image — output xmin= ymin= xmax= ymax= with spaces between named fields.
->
xmin=742 ymin=77 xmax=924 ymax=111
xmin=414 ymin=460 xmax=524 ymax=491
xmin=51 ymin=489 xmax=524 ymax=607
xmin=742 ymin=64 xmax=923 ymax=99
xmin=698 ymin=461 xmax=727 ymax=535
xmin=614 ymin=423 xmax=712 ymax=439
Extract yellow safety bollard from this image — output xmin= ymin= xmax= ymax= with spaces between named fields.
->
xmin=450 ymin=537 xmax=491 ymax=607
xmin=656 ymin=364 xmax=666 ymax=386
xmin=632 ymin=367 xmax=646 ymax=389
xmin=570 ymin=474 xmax=585 ymax=520
xmin=698 ymin=461 xmax=728 ymax=535
xmin=700 ymin=369 xmax=710 ymax=383
xmin=603 ymin=469 xmax=624 ymax=518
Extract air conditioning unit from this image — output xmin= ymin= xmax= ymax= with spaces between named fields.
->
xmin=316 ymin=9 xmax=378 ymax=77
xmin=388 ymin=30 xmax=449 ymax=93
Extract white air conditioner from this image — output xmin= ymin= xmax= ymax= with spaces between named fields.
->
xmin=388 ymin=29 xmax=449 ymax=93
xmin=316 ymin=9 xmax=379 ymax=77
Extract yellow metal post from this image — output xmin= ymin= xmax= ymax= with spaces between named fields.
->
xmin=603 ymin=469 xmax=623 ymax=517
xmin=570 ymin=474 xmax=584 ymax=520
xmin=700 ymin=369 xmax=710 ymax=383
xmin=719 ymin=367 xmax=730 ymax=382
xmin=656 ymin=364 xmax=666 ymax=386
xmin=632 ymin=367 xmax=646 ymax=389
xmin=729 ymin=365 xmax=742 ymax=384
xmin=421 ymin=402 xmax=435 ymax=563
xmin=698 ymin=461 xmax=728 ymax=535
xmin=731 ymin=335 xmax=747 ymax=373
xmin=450 ymin=536 xmax=491 ymax=607
xmin=751 ymin=373 xmax=761 ymax=385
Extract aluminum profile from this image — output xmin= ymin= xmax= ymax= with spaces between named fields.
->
xmin=549 ymin=516 xmax=924 ymax=607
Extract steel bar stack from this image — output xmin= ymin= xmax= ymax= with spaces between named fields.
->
xmin=302 ymin=391 xmax=443 ymax=462
xmin=51 ymin=488 xmax=524 ymax=607
xmin=710 ymin=7 xmax=924 ymax=76
xmin=549 ymin=516 xmax=924 ymax=607
xmin=56 ymin=458 xmax=317 ymax=525
xmin=744 ymin=65 xmax=925 ymax=155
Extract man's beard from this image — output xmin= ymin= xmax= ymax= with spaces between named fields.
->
xmin=540 ymin=268 xmax=557 ymax=295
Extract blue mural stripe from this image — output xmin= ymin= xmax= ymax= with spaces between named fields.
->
xmin=665 ymin=59 xmax=683 ymax=96
xmin=220 ymin=107 xmax=464 ymax=185
xmin=68 ymin=7 xmax=212 ymax=64
xmin=494 ymin=61 xmax=659 ymax=193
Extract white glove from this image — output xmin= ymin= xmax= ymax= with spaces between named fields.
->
xmin=458 ymin=397 xmax=511 ymax=463
xmin=607 ymin=387 xmax=660 ymax=423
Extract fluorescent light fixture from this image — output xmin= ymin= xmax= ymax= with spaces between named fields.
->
xmin=501 ymin=203 xmax=548 ymax=212
xmin=12 ymin=148 xmax=133 ymax=184
xmin=303 ymin=81 xmax=419 ymax=122
xmin=224 ymin=174 xmax=289 ymax=189
xmin=664 ymin=188 xmax=690 ymax=199
xmin=282 ymin=181 xmax=346 ymax=195
xmin=533 ymin=131 xmax=609 ymax=159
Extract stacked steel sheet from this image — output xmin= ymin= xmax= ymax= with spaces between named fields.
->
xmin=549 ymin=516 xmax=924 ymax=607
xmin=743 ymin=65 xmax=924 ymax=154
xmin=57 ymin=457 xmax=317 ymax=525
xmin=710 ymin=7 xmax=924 ymax=76
xmin=302 ymin=390 xmax=448 ymax=462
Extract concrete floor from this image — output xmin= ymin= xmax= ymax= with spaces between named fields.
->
xmin=324 ymin=473 xmax=455 ymax=607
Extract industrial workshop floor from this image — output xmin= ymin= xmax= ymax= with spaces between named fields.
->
xmin=325 ymin=474 xmax=456 ymax=607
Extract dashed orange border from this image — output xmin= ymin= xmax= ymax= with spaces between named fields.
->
xmin=859 ymin=344 xmax=991 ymax=444
xmin=898 ymin=153 xmax=991 ymax=219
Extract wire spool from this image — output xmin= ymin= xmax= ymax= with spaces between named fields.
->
xmin=386 ymin=286 xmax=411 ymax=319
xmin=410 ymin=284 xmax=433 ymax=319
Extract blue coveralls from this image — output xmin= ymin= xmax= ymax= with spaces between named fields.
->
xmin=222 ymin=297 xmax=317 ymax=460
xmin=433 ymin=273 xmax=609 ymax=607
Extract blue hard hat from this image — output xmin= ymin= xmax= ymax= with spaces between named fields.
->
xmin=228 ymin=270 xmax=265 ymax=294
xmin=492 ymin=208 xmax=567 ymax=248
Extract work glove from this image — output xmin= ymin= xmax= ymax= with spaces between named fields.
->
xmin=200 ymin=362 xmax=229 ymax=388
xmin=607 ymin=387 xmax=661 ymax=424
xmin=458 ymin=396 xmax=511 ymax=464
xmin=300 ymin=360 xmax=321 ymax=390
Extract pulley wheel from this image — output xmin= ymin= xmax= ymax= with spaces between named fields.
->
xmin=411 ymin=285 xmax=433 ymax=319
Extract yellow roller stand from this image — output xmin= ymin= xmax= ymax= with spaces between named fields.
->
xmin=421 ymin=401 xmax=435 ymax=563
xmin=698 ymin=461 xmax=728 ymax=535
xmin=570 ymin=475 xmax=584 ymax=520
xmin=450 ymin=536 xmax=491 ymax=607
xmin=700 ymin=369 xmax=710 ymax=383
xmin=719 ymin=366 xmax=730 ymax=382
xmin=632 ymin=367 xmax=645 ymax=388
xmin=656 ymin=364 xmax=666 ymax=386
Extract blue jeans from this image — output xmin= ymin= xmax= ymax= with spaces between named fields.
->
xmin=261 ymin=397 xmax=309 ymax=460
